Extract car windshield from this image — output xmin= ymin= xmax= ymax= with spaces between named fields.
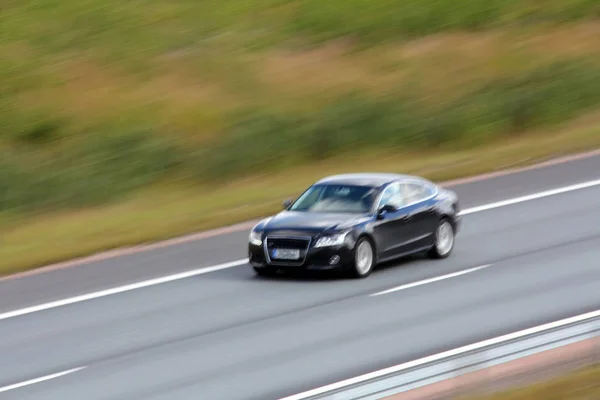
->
xmin=289 ymin=184 xmax=378 ymax=213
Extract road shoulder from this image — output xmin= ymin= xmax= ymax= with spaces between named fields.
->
xmin=386 ymin=336 xmax=600 ymax=399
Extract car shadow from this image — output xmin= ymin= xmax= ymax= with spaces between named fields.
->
xmin=374 ymin=252 xmax=429 ymax=272
xmin=252 ymin=252 xmax=430 ymax=282
xmin=252 ymin=269 xmax=344 ymax=283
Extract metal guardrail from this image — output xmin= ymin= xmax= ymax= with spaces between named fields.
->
xmin=280 ymin=309 xmax=600 ymax=400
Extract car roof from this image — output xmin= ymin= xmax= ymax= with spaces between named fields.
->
xmin=315 ymin=173 xmax=419 ymax=187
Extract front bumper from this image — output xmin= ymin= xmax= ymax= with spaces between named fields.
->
xmin=248 ymin=240 xmax=354 ymax=271
xmin=453 ymin=213 xmax=462 ymax=234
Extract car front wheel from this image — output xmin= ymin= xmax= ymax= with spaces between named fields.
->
xmin=349 ymin=237 xmax=375 ymax=278
xmin=428 ymin=218 xmax=455 ymax=259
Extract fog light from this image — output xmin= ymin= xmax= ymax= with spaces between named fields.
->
xmin=248 ymin=251 xmax=253 ymax=261
xmin=329 ymin=255 xmax=340 ymax=265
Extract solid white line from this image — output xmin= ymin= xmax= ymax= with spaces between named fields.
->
xmin=0 ymin=367 xmax=86 ymax=394
xmin=458 ymin=178 xmax=600 ymax=215
xmin=278 ymin=309 xmax=600 ymax=400
xmin=0 ymin=259 xmax=247 ymax=321
xmin=1 ymin=178 xmax=599 ymax=321
xmin=369 ymin=264 xmax=491 ymax=297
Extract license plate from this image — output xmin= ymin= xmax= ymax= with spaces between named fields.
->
xmin=272 ymin=248 xmax=300 ymax=260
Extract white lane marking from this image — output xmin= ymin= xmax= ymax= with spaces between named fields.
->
xmin=0 ymin=367 xmax=86 ymax=394
xmin=369 ymin=264 xmax=491 ymax=297
xmin=0 ymin=259 xmax=247 ymax=321
xmin=1 ymin=178 xmax=599 ymax=321
xmin=278 ymin=309 xmax=600 ymax=400
xmin=458 ymin=178 xmax=600 ymax=215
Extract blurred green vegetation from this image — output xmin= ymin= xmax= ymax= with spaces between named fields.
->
xmin=202 ymin=60 xmax=600 ymax=179
xmin=2 ymin=0 xmax=600 ymax=249
xmin=3 ymin=56 xmax=600 ymax=213
xmin=290 ymin=0 xmax=600 ymax=41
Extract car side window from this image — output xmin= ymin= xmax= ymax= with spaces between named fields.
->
xmin=378 ymin=182 xmax=405 ymax=209
xmin=400 ymin=181 xmax=435 ymax=204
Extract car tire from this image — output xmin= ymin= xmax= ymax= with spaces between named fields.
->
xmin=349 ymin=236 xmax=375 ymax=278
xmin=428 ymin=218 xmax=455 ymax=259
xmin=253 ymin=266 xmax=278 ymax=277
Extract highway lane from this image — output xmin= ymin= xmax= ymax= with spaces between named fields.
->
xmin=1 ymin=168 xmax=600 ymax=399
xmin=2 ymin=151 xmax=600 ymax=312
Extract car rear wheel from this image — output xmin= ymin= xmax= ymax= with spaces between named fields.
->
xmin=349 ymin=237 xmax=375 ymax=278
xmin=428 ymin=218 xmax=455 ymax=259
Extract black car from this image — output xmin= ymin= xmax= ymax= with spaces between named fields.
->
xmin=248 ymin=173 xmax=461 ymax=278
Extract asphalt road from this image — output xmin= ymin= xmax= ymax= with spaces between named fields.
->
xmin=1 ymin=153 xmax=600 ymax=400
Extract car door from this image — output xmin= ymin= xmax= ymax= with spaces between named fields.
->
xmin=396 ymin=180 xmax=439 ymax=251
xmin=371 ymin=182 xmax=414 ymax=260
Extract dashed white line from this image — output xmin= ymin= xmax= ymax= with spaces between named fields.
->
xmin=0 ymin=259 xmax=247 ymax=321
xmin=458 ymin=178 xmax=600 ymax=215
xmin=369 ymin=264 xmax=492 ymax=297
xmin=0 ymin=367 xmax=86 ymax=394
xmin=1 ymin=178 xmax=599 ymax=321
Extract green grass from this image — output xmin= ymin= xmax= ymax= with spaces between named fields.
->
xmin=290 ymin=0 xmax=600 ymax=42
xmin=2 ymin=0 xmax=600 ymax=273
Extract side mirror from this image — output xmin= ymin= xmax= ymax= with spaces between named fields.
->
xmin=283 ymin=199 xmax=293 ymax=209
xmin=377 ymin=204 xmax=396 ymax=219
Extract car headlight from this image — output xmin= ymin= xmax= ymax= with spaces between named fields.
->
xmin=249 ymin=230 xmax=262 ymax=246
xmin=314 ymin=232 xmax=349 ymax=248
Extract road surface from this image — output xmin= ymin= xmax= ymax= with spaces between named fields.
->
xmin=1 ymin=153 xmax=600 ymax=400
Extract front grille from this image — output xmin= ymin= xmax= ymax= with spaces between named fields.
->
xmin=266 ymin=237 xmax=310 ymax=249
xmin=264 ymin=235 xmax=311 ymax=265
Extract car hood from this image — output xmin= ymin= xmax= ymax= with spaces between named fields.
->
xmin=264 ymin=211 xmax=369 ymax=234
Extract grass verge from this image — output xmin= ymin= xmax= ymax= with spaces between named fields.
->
xmin=2 ymin=120 xmax=600 ymax=276
xmin=463 ymin=363 xmax=600 ymax=400
xmin=3 ymin=2 xmax=600 ymax=276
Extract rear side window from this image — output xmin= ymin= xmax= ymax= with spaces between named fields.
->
xmin=400 ymin=181 xmax=436 ymax=204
